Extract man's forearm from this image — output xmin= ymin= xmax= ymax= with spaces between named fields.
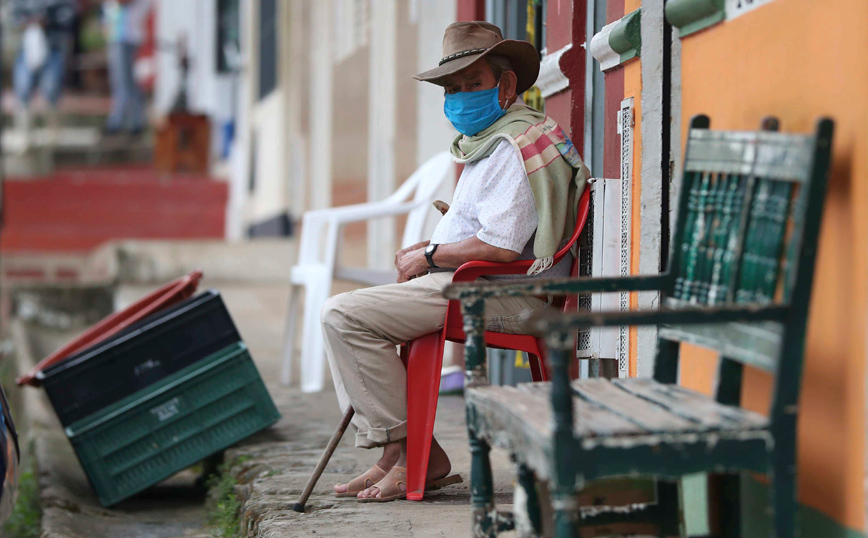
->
xmin=432 ymin=236 xmax=519 ymax=268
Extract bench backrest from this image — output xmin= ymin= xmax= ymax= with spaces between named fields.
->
xmin=659 ymin=116 xmax=834 ymax=420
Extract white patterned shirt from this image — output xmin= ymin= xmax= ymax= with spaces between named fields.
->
xmin=430 ymin=139 xmax=572 ymax=279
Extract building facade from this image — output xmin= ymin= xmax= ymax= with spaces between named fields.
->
xmin=229 ymin=0 xmax=456 ymax=264
xmin=228 ymin=0 xmax=866 ymax=534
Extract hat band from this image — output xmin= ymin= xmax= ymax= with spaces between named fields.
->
xmin=438 ymin=48 xmax=489 ymax=66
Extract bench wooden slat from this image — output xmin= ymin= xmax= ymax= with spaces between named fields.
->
xmin=683 ymin=130 xmax=756 ymax=176
xmin=752 ymin=132 xmax=814 ymax=182
xmin=611 ymin=378 xmax=768 ymax=430
xmin=658 ymin=323 xmax=781 ymax=373
xmin=517 ymin=383 xmax=643 ymax=438
xmin=570 ymin=379 xmax=698 ymax=433
xmin=468 ymin=385 xmax=551 ymax=438
xmin=466 ymin=385 xmax=556 ymax=480
xmin=683 ymin=130 xmax=813 ymax=183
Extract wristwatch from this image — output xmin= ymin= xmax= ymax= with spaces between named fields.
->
xmin=425 ymin=243 xmax=440 ymax=269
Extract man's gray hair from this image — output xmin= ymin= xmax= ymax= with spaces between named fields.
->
xmin=486 ymin=54 xmax=514 ymax=81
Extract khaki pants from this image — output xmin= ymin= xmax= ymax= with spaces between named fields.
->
xmin=321 ymin=271 xmax=547 ymax=448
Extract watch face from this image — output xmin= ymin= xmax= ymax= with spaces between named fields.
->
xmin=426 ymin=244 xmax=435 ymax=255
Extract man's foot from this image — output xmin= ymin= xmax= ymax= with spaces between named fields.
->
xmin=357 ymin=439 xmax=453 ymax=500
xmin=334 ymin=441 xmax=402 ymax=497
xmin=357 ymin=465 xmax=408 ymax=502
xmin=333 ymin=465 xmax=388 ymax=497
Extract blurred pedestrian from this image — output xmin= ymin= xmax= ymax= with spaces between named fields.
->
xmin=103 ymin=0 xmax=152 ymax=137
xmin=11 ymin=0 xmax=78 ymax=152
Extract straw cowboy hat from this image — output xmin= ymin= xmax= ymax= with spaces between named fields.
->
xmin=414 ymin=21 xmax=540 ymax=94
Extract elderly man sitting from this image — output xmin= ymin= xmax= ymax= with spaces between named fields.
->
xmin=324 ymin=21 xmax=589 ymax=502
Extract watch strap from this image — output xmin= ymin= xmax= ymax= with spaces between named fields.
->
xmin=425 ymin=244 xmax=439 ymax=269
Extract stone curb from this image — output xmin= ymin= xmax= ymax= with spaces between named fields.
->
xmin=9 ymin=318 xmax=77 ymax=538
xmin=1 ymin=238 xmax=297 ymax=289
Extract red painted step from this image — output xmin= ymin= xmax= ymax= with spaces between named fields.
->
xmin=1 ymin=166 xmax=228 ymax=253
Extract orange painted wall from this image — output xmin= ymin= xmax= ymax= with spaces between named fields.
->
xmin=623 ymin=2 xmax=642 ymax=377
xmin=678 ymin=0 xmax=868 ymax=529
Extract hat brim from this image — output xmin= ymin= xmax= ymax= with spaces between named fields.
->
xmin=413 ymin=39 xmax=541 ymax=95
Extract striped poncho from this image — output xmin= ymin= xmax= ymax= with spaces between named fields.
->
xmin=449 ymin=103 xmax=590 ymax=275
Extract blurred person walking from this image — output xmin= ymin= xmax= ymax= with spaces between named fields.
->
xmin=11 ymin=0 xmax=78 ymax=153
xmin=103 ymin=0 xmax=152 ymax=137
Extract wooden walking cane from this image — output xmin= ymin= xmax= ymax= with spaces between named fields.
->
xmin=292 ymin=406 xmax=355 ymax=513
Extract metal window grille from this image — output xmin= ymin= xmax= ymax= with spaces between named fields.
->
xmin=576 ymin=195 xmax=594 ymax=359
xmin=616 ymin=97 xmax=634 ymax=377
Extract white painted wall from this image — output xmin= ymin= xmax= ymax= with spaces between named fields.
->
xmin=415 ymin=0 xmax=457 ymax=240
xmin=367 ymin=1 xmax=398 ymax=270
xmin=227 ymin=0 xmax=453 ymax=242
xmin=250 ymin=90 xmax=288 ymax=221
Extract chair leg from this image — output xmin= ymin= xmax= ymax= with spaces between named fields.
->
xmin=280 ymin=284 xmax=302 ymax=386
xmin=770 ymin=450 xmax=797 ymax=538
xmin=469 ymin=429 xmax=497 ymax=538
xmin=300 ymin=278 xmax=331 ymax=393
xmin=515 ymin=464 xmax=542 ymax=537
xmin=529 ymin=340 xmax=549 ymax=382
xmin=528 ymin=354 xmax=544 ymax=382
xmin=405 ymin=331 xmax=445 ymax=501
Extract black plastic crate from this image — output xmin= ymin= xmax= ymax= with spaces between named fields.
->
xmin=39 ymin=290 xmax=242 ymax=427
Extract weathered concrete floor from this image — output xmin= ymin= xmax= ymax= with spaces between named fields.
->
xmin=225 ymin=389 xmax=519 ymax=538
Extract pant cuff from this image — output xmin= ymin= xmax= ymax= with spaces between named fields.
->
xmin=354 ymin=420 xmax=408 ymax=448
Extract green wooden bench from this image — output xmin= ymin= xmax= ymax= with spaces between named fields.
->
xmin=444 ymin=116 xmax=835 ymax=538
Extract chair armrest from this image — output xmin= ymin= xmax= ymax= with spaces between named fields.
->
xmin=532 ymin=304 xmax=790 ymax=333
xmin=444 ymin=274 xmax=671 ymax=300
xmin=303 ymin=201 xmax=421 ymax=225
xmin=450 ymin=259 xmax=536 ymax=283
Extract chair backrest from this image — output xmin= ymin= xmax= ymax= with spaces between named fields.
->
xmin=659 ymin=116 xmax=834 ymax=420
xmin=553 ymin=186 xmax=591 ymax=313
xmin=400 ymin=152 xmax=454 ymax=248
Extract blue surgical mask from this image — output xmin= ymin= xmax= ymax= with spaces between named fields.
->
xmin=443 ymin=86 xmax=506 ymax=136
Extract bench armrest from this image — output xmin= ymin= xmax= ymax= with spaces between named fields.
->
xmin=532 ymin=304 xmax=790 ymax=333
xmin=444 ymin=274 xmax=671 ymax=300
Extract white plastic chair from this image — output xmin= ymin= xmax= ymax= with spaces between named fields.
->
xmin=282 ymin=152 xmax=454 ymax=392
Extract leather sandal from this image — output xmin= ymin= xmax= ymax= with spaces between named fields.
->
xmin=334 ymin=465 xmax=388 ymax=498
xmin=357 ymin=466 xmax=463 ymax=502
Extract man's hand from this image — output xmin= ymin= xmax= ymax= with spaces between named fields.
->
xmin=395 ymin=241 xmax=429 ymax=282
xmin=396 ymin=247 xmax=430 ymax=283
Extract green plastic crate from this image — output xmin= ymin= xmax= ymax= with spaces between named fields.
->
xmin=65 ymin=341 xmax=280 ymax=506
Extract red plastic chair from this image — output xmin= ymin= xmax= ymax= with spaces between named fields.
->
xmin=402 ymin=188 xmax=591 ymax=501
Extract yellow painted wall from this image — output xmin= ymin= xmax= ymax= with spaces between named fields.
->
xmin=678 ymin=0 xmax=868 ymax=529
